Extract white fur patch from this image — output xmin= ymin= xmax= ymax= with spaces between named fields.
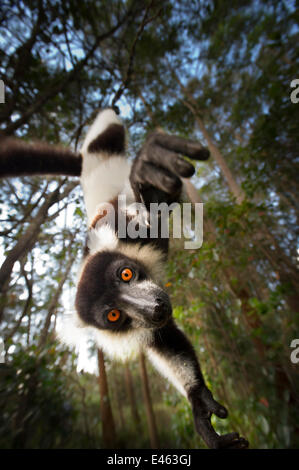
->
xmin=81 ymin=156 xmax=134 ymax=225
xmin=88 ymin=224 xmax=119 ymax=254
xmin=147 ymin=349 xmax=187 ymax=396
xmin=80 ymin=109 xmax=134 ymax=224
xmin=92 ymin=327 xmax=153 ymax=362
xmin=147 ymin=349 xmax=199 ymax=397
xmin=57 ymin=309 xmax=152 ymax=362
xmin=57 ymin=310 xmax=88 ymax=349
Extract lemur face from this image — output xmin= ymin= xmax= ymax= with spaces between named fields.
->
xmin=75 ymin=250 xmax=172 ymax=332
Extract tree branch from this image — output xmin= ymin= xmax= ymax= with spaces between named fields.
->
xmin=111 ymin=1 xmax=162 ymax=107
xmin=1 ymin=4 xmax=136 ymax=135
xmin=0 ymin=181 xmax=76 ymax=316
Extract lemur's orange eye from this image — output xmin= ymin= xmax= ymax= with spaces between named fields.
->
xmin=121 ymin=268 xmax=133 ymax=282
xmin=107 ymin=309 xmax=121 ymax=322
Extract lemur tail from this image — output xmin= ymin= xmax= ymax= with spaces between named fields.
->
xmin=80 ymin=109 xmax=134 ymax=227
xmin=0 ymin=108 xmax=124 ymax=180
xmin=0 ymin=137 xmax=81 ymax=178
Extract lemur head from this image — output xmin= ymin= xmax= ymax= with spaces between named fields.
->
xmin=75 ymin=245 xmax=172 ymax=332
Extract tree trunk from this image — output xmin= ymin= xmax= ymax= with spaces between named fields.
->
xmin=180 ymin=94 xmax=245 ymax=204
xmin=97 ymin=348 xmax=117 ymax=448
xmin=124 ymin=362 xmax=142 ymax=432
xmin=139 ymin=352 xmax=159 ymax=449
xmin=109 ymin=368 xmax=126 ymax=432
xmin=38 ymin=250 xmax=75 ymax=348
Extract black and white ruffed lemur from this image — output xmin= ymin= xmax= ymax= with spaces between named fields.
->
xmin=0 ymin=109 xmax=248 ymax=449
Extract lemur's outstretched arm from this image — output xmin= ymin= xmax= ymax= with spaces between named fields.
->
xmin=0 ymin=137 xmax=81 ymax=178
xmin=130 ymin=131 xmax=249 ymax=449
xmin=148 ymin=320 xmax=248 ymax=449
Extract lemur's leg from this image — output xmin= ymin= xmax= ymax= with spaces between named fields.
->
xmin=147 ymin=319 xmax=249 ymax=449
xmin=80 ymin=109 xmax=135 ymax=226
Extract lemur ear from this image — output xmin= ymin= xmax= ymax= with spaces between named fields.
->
xmin=81 ymin=109 xmax=126 ymax=157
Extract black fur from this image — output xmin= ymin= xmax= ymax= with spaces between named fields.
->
xmin=87 ymin=123 xmax=125 ymax=155
xmin=151 ymin=318 xmax=203 ymax=377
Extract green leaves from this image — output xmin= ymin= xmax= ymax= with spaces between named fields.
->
xmin=248 ymin=297 xmax=269 ymax=316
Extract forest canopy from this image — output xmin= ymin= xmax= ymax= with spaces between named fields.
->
xmin=0 ymin=0 xmax=298 ymax=449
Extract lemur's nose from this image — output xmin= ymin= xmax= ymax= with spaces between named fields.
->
xmin=152 ymin=295 xmax=172 ymax=324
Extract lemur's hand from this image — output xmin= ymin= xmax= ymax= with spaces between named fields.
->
xmin=191 ymin=387 xmax=249 ymax=449
xmin=130 ymin=132 xmax=209 ymax=207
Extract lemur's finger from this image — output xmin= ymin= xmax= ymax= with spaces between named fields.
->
xmin=225 ymin=437 xmax=249 ymax=449
xmin=136 ymin=161 xmax=182 ymax=194
xmin=196 ymin=419 xmax=249 ymax=449
xmin=143 ymin=144 xmax=195 ymax=178
xmin=219 ymin=433 xmax=249 ymax=449
xmin=195 ymin=418 xmax=242 ymax=450
xmin=209 ymin=401 xmax=228 ymax=419
xmin=194 ymin=417 xmax=220 ymax=448
xmin=218 ymin=432 xmax=240 ymax=446
xmin=151 ymin=133 xmax=210 ymax=161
